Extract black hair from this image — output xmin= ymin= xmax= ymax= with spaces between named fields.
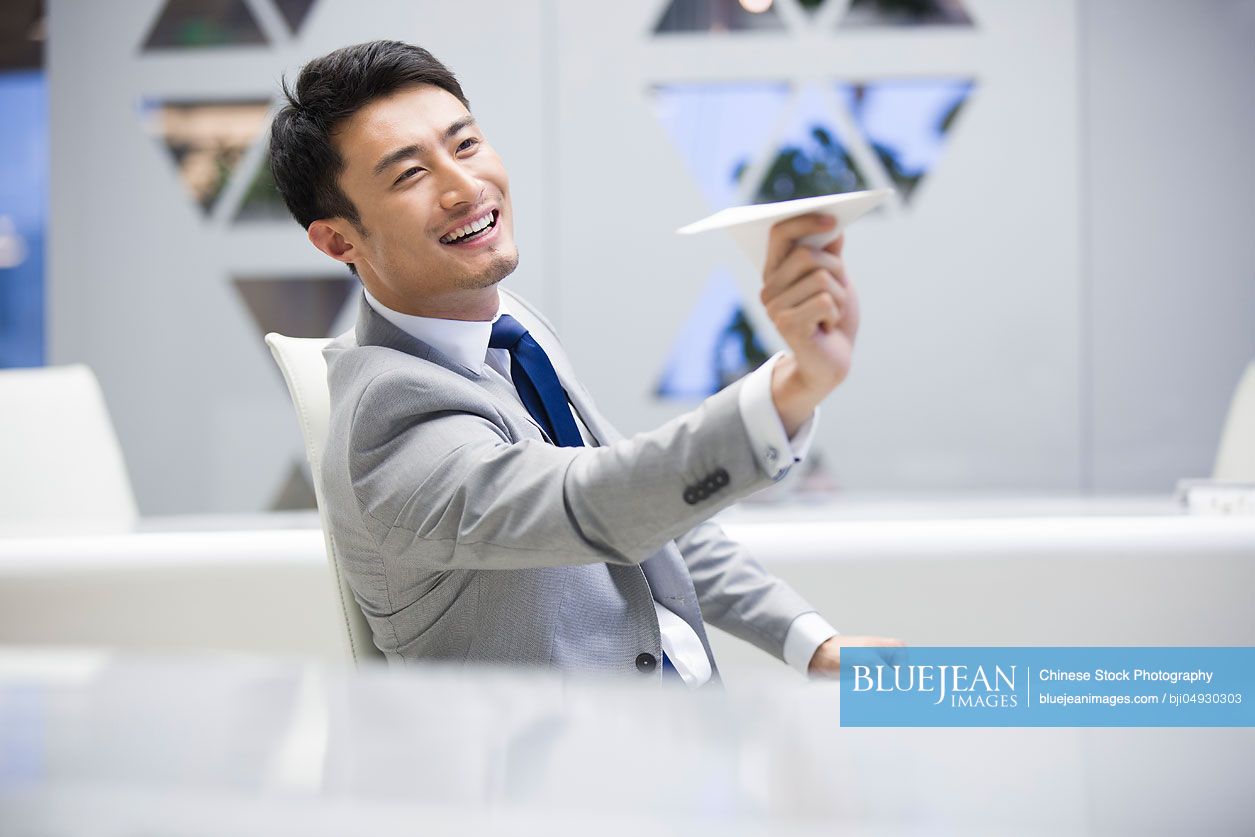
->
xmin=269 ymin=40 xmax=470 ymax=274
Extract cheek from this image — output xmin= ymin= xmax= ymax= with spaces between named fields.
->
xmin=379 ymin=203 xmax=436 ymax=250
xmin=481 ymin=150 xmax=510 ymax=191
xmin=369 ymin=225 xmax=425 ymax=272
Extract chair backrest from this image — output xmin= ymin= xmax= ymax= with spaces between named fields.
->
xmin=264 ymin=333 xmax=385 ymax=666
xmin=0 ymin=364 xmax=138 ymax=536
xmin=1214 ymin=360 xmax=1255 ymax=482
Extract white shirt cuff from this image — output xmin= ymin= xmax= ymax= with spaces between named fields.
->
xmin=737 ymin=352 xmax=819 ymax=482
xmin=782 ymin=612 xmax=839 ymax=676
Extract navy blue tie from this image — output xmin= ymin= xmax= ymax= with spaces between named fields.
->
xmin=489 ymin=314 xmax=584 ymax=448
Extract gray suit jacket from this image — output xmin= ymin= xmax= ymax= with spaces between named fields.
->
xmin=320 ymin=288 xmax=818 ymax=681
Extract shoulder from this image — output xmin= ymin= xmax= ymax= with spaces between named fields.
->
xmin=324 ymin=331 xmax=494 ymax=424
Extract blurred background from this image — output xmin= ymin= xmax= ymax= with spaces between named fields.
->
xmin=0 ymin=0 xmax=1250 ymax=514
xmin=2 ymin=2 xmax=1255 ymax=833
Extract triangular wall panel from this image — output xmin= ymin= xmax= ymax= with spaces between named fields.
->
xmin=141 ymin=0 xmax=268 ymax=50
xmin=838 ymin=78 xmax=974 ymax=202
xmin=838 ymin=0 xmax=973 ymax=29
xmin=140 ymin=98 xmax=271 ymax=216
xmin=654 ymin=0 xmax=786 ymax=34
xmin=273 ymin=0 xmax=318 ymax=36
xmin=234 ymin=147 xmax=290 ymax=223
xmin=651 ymin=82 xmax=791 ymax=210
xmin=271 ymin=460 xmax=318 ymax=510
xmin=656 ymin=269 xmax=771 ymax=399
xmin=753 ymin=84 xmax=866 ymax=203
xmin=233 ymin=275 xmax=356 ymax=339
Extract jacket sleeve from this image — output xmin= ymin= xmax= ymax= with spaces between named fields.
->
xmin=346 ymin=368 xmax=779 ymax=571
xmin=674 ymin=519 xmax=818 ymax=662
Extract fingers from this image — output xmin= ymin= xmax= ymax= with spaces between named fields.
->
xmin=761 ymin=246 xmax=847 ymax=305
xmin=775 ymin=288 xmax=843 ymax=337
xmin=764 ymin=212 xmax=835 ymax=274
xmin=765 ymin=269 xmax=847 ymax=319
xmin=799 ymin=290 xmax=842 ymax=333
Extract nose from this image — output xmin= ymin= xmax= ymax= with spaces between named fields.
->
xmin=437 ymin=159 xmax=482 ymax=210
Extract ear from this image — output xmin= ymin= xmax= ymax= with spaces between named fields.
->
xmin=308 ymin=219 xmax=358 ymax=266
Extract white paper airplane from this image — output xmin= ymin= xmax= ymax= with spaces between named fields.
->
xmin=676 ymin=188 xmax=893 ymax=270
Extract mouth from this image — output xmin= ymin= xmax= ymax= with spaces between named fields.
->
xmin=439 ymin=209 xmax=500 ymax=247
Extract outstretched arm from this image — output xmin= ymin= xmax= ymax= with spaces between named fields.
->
xmin=678 ymin=211 xmax=902 ymax=674
xmin=343 ymin=367 xmax=777 ymax=571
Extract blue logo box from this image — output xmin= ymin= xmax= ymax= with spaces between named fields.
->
xmin=839 ymin=647 xmax=1255 ymax=727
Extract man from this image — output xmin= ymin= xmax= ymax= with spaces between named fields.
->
xmin=270 ymin=40 xmax=900 ymax=684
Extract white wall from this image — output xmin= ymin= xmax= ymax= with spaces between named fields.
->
xmin=1083 ymin=0 xmax=1255 ymax=491
xmin=47 ymin=0 xmax=1255 ymax=513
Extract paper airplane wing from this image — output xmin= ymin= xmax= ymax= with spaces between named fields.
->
xmin=676 ymin=188 xmax=893 ymax=271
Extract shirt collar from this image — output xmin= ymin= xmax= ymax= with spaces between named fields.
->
xmin=361 ymin=287 xmax=509 ymax=374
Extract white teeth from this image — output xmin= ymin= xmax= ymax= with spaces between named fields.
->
xmin=442 ymin=211 xmax=494 ymax=244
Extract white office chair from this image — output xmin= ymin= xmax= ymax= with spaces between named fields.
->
xmin=0 ymin=364 xmax=138 ymax=536
xmin=265 ymin=333 xmax=385 ymax=667
xmin=1214 ymin=360 xmax=1255 ymax=482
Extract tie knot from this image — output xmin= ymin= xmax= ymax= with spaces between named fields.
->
xmin=489 ymin=313 xmax=529 ymax=351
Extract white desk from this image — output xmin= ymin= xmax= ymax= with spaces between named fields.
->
xmin=0 ymin=648 xmax=1251 ymax=835
xmin=0 ymin=496 xmax=1251 ymax=682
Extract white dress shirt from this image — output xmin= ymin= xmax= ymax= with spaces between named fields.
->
xmin=362 ymin=288 xmax=838 ymax=684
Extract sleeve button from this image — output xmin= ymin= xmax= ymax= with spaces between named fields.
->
xmin=635 ymin=653 xmax=657 ymax=673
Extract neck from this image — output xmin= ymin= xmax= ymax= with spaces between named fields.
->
xmin=366 ymin=282 xmax=501 ymax=322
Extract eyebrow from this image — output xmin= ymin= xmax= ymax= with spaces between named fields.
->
xmin=372 ymin=116 xmax=478 ymax=178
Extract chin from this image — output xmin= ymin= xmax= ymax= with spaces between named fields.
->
xmin=464 ymin=249 xmax=519 ymax=290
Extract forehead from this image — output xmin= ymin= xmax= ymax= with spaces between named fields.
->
xmin=334 ymin=84 xmax=470 ymax=169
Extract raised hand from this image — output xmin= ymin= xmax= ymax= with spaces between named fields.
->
xmin=760 ymin=213 xmax=860 ymax=435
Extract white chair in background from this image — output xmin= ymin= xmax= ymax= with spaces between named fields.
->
xmin=0 ymin=364 xmax=138 ymax=536
xmin=265 ymin=332 xmax=385 ymax=667
xmin=1213 ymin=360 xmax=1255 ymax=482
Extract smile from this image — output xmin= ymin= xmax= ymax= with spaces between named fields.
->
xmin=440 ymin=209 xmax=499 ymax=246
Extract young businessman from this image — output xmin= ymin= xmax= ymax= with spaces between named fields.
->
xmin=270 ymin=40 xmax=900 ymax=684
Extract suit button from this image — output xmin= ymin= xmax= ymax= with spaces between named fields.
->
xmin=683 ymin=487 xmax=698 ymax=505
xmin=635 ymin=652 xmax=657 ymax=673
xmin=713 ymin=468 xmax=729 ymax=487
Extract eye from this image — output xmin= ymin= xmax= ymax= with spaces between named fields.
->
xmin=395 ymin=166 xmax=423 ymax=184
xmin=458 ymin=137 xmax=480 ymax=153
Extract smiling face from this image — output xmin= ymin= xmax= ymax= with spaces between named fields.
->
xmin=313 ymin=83 xmax=518 ymax=319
